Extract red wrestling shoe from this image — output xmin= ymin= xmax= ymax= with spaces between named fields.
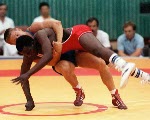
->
xmin=73 ymin=88 xmax=85 ymax=106
xmin=111 ymin=89 xmax=127 ymax=110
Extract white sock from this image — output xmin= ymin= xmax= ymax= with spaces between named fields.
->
xmin=110 ymin=89 xmax=116 ymax=94
xmin=75 ymin=84 xmax=81 ymax=89
xmin=109 ymin=53 xmax=127 ymax=71
xmin=131 ymin=68 xmax=150 ymax=80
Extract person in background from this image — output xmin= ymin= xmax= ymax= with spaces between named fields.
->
xmin=0 ymin=3 xmax=18 ymax=56
xmin=117 ymin=21 xmax=144 ymax=57
xmin=33 ymin=2 xmax=55 ymax=23
xmin=86 ymin=17 xmax=111 ymax=49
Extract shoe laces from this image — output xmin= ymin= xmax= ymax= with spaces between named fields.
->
xmin=113 ymin=92 xmax=125 ymax=105
xmin=74 ymin=88 xmax=84 ymax=100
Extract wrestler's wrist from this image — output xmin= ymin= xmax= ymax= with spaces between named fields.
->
xmin=26 ymin=71 xmax=32 ymax=77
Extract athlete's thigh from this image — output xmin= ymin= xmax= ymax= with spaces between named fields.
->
xmin=79 ymin=32 xmax=113 ymax=61
xmin=76 ymin=51 xmax=106 ymax=69
xmin=56 ymin=60 xmax=75 ymax=69
xmin=54 ymin=60 xmax=76 ymax=74
xmin=79 ymin=32 xmax=104 ymax=53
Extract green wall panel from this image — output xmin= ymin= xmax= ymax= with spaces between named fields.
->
xmin=1 ymin=0 xmax=150 ymax=39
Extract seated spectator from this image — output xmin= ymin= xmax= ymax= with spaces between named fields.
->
xmin=86 ymin=17 xmax=111 ymax=49
xmin=33 ymin=2 xmax=55 ymax=23
xmin=117 ymin=21 xmax=144 ymax=57
xmin=0 ymin=3 xmax=18 ymax=56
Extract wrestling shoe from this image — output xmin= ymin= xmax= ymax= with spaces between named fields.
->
xmin=141 ymin=74 xmax=150 ymax=84
xmin=120 ymin=62 xmax=135 ymax=89
xmin=112 ymin=89 xmax=127 ymax=110
xmin=73 ymin=88 xmax=85 ymax=106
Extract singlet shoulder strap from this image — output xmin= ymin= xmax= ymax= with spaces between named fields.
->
xmin=26 ymin=30 xmax=34 ymax=37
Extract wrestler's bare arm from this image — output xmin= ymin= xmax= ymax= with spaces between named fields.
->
xmin=34 ymin=51 xmax=61 ymax=66
xmin=28 ymin=19 xmax=63 ymax=43
xmin=49 ymin=41 xmax=62 ymax=66
xmin=34 ymin=42 xmax=62 ymax=66
xmin=21 ymin=56 xmax=34 ymax=75
xmin=26 ymin=30 xmax=53 ymax=76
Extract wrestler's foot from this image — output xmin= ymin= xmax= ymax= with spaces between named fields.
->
xmin=120 ymin=63 xmax=135 ymax=89
xmin=112 ymin=89 xmax=127 ymax=110
xmin=73 ymin=88 xmax=85 ymax=106
xmin=25 ymin=100 xmax=35 ymax=111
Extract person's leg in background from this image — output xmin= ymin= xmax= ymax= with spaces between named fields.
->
xmin=76 ymin=52 xmax=127 ymax=109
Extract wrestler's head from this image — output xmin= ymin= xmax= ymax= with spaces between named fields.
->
xmin=16 ymin=35 xmax=36 ymax=57
xmin=4 ymin=28 xmax=31 ymax=45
